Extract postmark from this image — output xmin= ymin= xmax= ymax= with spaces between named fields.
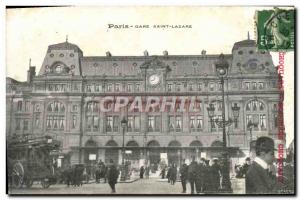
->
xmin=255 ymin=7 xmax=295 ymax=51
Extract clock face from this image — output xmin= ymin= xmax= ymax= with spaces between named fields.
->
xmin=149 ymin=74 xmax=160 ymax=85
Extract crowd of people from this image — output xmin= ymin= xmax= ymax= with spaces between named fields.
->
xmin=160 ymin=157 xmax=223 ymax=194
xmin=57 ymin=136 xmax=294 ymax=194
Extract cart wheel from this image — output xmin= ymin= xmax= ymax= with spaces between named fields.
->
xmin=11 ymin=162 xmax=24 ymax=188
xmin=24 ymin=178 xmax=34 ymax=188
xmin=41 ymin=179 xmax=51 ymax=189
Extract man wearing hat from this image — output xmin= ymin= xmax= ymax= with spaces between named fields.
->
xmin=246 ymin=136 xmax=277 ymax=194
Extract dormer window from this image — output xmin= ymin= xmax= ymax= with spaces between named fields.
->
xmin=55 ymin=65 xmax=63 ymax=73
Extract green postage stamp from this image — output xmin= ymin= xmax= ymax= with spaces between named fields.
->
xmin=256 ymin=7 xmax=295 ymax=51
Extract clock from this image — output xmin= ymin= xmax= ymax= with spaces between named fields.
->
xmin=149 ymin=74 xmax=160 ymax=85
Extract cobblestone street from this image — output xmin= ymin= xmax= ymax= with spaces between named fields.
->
xmin=9 ymin=177 xmax=245 ymax=195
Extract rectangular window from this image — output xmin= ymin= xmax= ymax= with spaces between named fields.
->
xmin=72 ymin=115 xmax=77 ymax=129
xmin=190 ymin=116 xmax=202 ymax=132
xmin=252 ymin=82 xmax=257 ymax=90
xmin=127 ymin=84 xmax=133 ymax=92
xmin=260 ymin=114 xmax=266 ymax=129
xmin=148 ymin=116 xmax=161 ymax=132
xmin=115 ymin=84 xmax=120 ymax=92
xmin=106 ymin=116 xmax=119 ymax=132
xmin=23 ymin=120 xmax=29 ymax=130
xmin=93 ymin=116 xmax=99 ymax=131
xmin=209 ymin=83 xmax=214 ymax=91
xmin=196 ymin=116 xmax=203 ymax=130
xmin=16 ymin=119 xmax=21 ymax=130
xmin=87 ymin=116 xmax=93 ymax=131
xmin=169 ymin=116 xmax=175 ymax=132
xmin=17 ymin=101 xmax=22 ymax=111
xmin=245 ymin=82 xmax=250 ymax=90
xmin=218 ymin=83 xmax=222 ymax=91
xmin=175 ymin=116 xmax=182 ymax=132
xmin=258 ymin=82 xmax=264 ymax=90
xmin=167 ymin=83 xmax=172 ymax=92
xmin=127 ymin=116 xmax=140 ymax=132
xmin=197 ymin=83 xmax=202 ymax=91
xmin=87 ymin=85 xmax=92 ymax=92
xmin=134 ymin=116 xmax=140 ymax=131
xmin=95 ymin=84 xmax=100 ymax=92
xmin=107 ymin=84 xmax=112 ymax=92
xmin=176 ymin=84 xmax=181 ymax=92
xmin=113 ymin=116 xmax=119 ymax=132
xmin=106 ymin=116 xmax=113 ymax=132
xmin=34 ymin=114 xmax=40 ymax=128
xmin=135 ymin=84 xmax=140 ymax=92
xmin=25 ymin=101 xmax=30 ymax=112
xmin=188 ymin=83 xmax=193 ymax=91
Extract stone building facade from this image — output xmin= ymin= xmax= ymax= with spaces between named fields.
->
xmin=6 ymin=39 xmax=282 ymax=167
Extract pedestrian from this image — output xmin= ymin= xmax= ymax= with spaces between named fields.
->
xmin=170 ymin=163 xmax=177 ymax=185
xmin=140 ymin=166 xmax=145 ymax=179
xmin=95 ymin=165 xmax=101 ymax=183
xmin=166 ymin=166 xmax=171 ymax=183
xmin=246 ymin=136 xmax=278 ymax=194
xmin=195 ymin=158 xmax=205 ymax=193
xmin=210 ymin=158 xmax=221 ymax=192
xmin=180 ymin=163 xmax=188 ymax=193
xmin=107 ymin=159 xmax=119 ymax=193
xmin=160 ymin=167 xmax=166 ymax=179
xmin=188 ymin=156 xmax=198 ymax=194
xmin=202 ymin=160 xmax=211 ymax=193
xmin=145 ymin=165 xmax=150 ymax=179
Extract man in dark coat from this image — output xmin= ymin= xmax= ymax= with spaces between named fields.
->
xmin=188 ymin=157 xmax=198 ymax=194
xmin=210 ymin=159 xmax=221 ymax=192
xmin=195 ymin=158 xmax=205 ymax=193
xmin=170 ymin=163 xmax=177 ymax=185
xmin=180 ymin=163 xmax=188 ymax=193
xmin=107 ymin=159 xmax=119 ymax=193
xmin=140 ymin=166 xmax=145 ymax=179
xmin=246 ymin=137 xmax=278 ymax=194
xmin=202 ymin=160 xmax=211 ymax=193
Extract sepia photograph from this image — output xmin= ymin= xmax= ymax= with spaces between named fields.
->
xmin=5 ymin=5 xmax=295 ymax=196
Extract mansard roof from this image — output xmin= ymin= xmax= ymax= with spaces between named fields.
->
xmin=232 ymin=39 xmax=256 ymax=51
xmin=47 ymin=41 xmax=82 ymax=53
xmin=79 ymin=54 xmax=232 ymax=77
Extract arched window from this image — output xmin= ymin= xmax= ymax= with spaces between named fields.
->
xmin=46 ymin=101 xmax=65 ymax=130
xmin=86 ymin=101 xmax=99 ymax=132
xmin=245 ymin=99 xmax=267 ymax=131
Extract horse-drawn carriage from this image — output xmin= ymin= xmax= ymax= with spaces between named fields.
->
xmin=7 ymin=135 xmax=61 ymax=189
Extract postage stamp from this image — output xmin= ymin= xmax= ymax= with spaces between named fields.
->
xmin=255 ymin=7 xmax=295 ymax=51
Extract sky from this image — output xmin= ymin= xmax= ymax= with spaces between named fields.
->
xmin=5 ymin=6 xmax=294 ymax=145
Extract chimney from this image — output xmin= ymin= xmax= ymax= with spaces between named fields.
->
xmin=143 ymin=50 xmax=149 ymax=56
xmin=106 ymin=51 xmax=112 ymax=57
xmin=201 ymin=50 xmax=206 ymax=55
xmin=27 ymin=66 xmax=36 ymax=83
xmin=163 ymin=50 xmax=168 ymax=56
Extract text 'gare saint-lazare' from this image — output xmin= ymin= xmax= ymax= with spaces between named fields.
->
xmin=108 ymin=24 xmax=193 ymax=29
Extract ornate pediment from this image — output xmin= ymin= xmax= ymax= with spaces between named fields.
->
xmin=140 ymin=57 xmax=169 ymax=70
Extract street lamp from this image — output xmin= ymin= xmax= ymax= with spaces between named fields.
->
xmin=247 ymin=121 xmax=258 ymax=143
xmin=207 ymin=103 xmax=215 ymax=132
xmin=120 ymin=117 xmax=127 ymax=181
xmin=232 ymin=103 xmax=240 ymax=128
xmin=214 ymin=53 xmax=232 ymax=192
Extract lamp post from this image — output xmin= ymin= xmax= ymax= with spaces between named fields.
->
xmin=247 ymin=121 xmax=258 ymax=143
xmin=207 ymin=103 xmax=215 ymax=132
xmin=232 ymin=103 xmax=240 ymax=128
xmin=120 ymin=117 xmax=127 ymax=181
xmin=208 ymin=54 xmax=232 ymax=192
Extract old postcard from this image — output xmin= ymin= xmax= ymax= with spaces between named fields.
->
xmin=6 ymin=6 xmax=295 ymax=195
